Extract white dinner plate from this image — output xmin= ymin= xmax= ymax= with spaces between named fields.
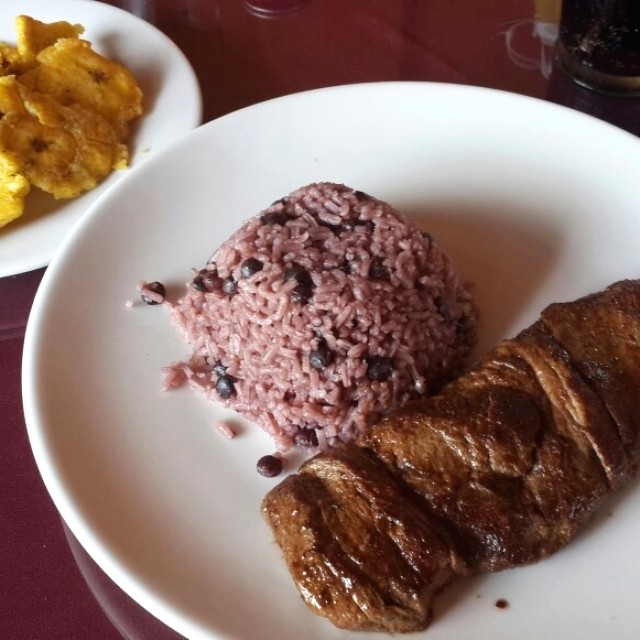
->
xmin=0 ymin=0 xmax=201 ymax=278
xmin=23 ymin=82 xmax=640 ymax=640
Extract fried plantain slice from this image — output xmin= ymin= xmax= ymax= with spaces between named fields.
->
xmin=16 ymin=15 xmax=84 ymax=65
xmin=0 ymin=42 xmax=24 ymax=76
xmin=0 ymin=77 xmax=128 ymax=199
xmin=20 ymin=38 xmax=143 ymax=139
xmin=0 ymin=151 xmax=30 ymax=228
xmin=0 ymin=73 xmax=27 ymax=114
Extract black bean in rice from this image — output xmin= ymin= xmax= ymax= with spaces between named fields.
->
xmin=165 ymin=182 xmax=478 ymax=452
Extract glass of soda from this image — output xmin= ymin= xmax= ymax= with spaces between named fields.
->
xmin=557 ymin=0 xmax=640 ymax=95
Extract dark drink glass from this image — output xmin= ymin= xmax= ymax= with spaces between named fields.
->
xmin=558 ymin=0 xmax=640 ymax=95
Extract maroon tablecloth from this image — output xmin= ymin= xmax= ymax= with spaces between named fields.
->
xmin=1 ymin=1 xmax=639 ymax=638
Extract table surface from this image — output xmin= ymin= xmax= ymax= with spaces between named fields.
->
xmin=2 ymin=1 xmax=639 ymax=638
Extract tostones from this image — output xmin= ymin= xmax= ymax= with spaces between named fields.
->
xmin=15 ymin=15 xmax=84 ymax=66
xmin=20 ymin=38 xmax=143 ymax=139
xmin=0 ymin=76 xmax=128 ymax=199
xmin=0 ymin=151 xmax=30 ymax=229
xmin=0 ymin=73 xmax=27 ymax=113
xmin=0 ymin=75 xmax=30 ymax=226
xmin=0 ymin=42 xmax=23 ymax=76
xmin=0 ymin=15 xmax=143 ymax=227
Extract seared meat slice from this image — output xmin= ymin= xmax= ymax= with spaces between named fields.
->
xmin=363 ymin=326 xmax=610 ymax=572
xmin=262 ymin=280 xmax=640 ymax=633
xmin=263 ymin=446 xmax=465 ymax=632
xmin=505 ymin=322 xmax=628 ymax=489
xmin=540 ymin=279 xmax=640 ymax=483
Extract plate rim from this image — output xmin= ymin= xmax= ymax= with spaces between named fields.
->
xmin=21 ymin=80 xmax=640 ymax=639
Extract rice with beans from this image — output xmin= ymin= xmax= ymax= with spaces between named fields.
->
xmin=165 ymin=182 xmax=477 ymax=451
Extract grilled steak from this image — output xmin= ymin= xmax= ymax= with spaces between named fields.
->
xmin=266 ymin=447 xmax=465 ymax=632
xmin=261 ymin=280 xmax=640 ymax=633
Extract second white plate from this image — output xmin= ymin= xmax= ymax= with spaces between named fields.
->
xmin=0 ymin=0 xmax=202 ymax=277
